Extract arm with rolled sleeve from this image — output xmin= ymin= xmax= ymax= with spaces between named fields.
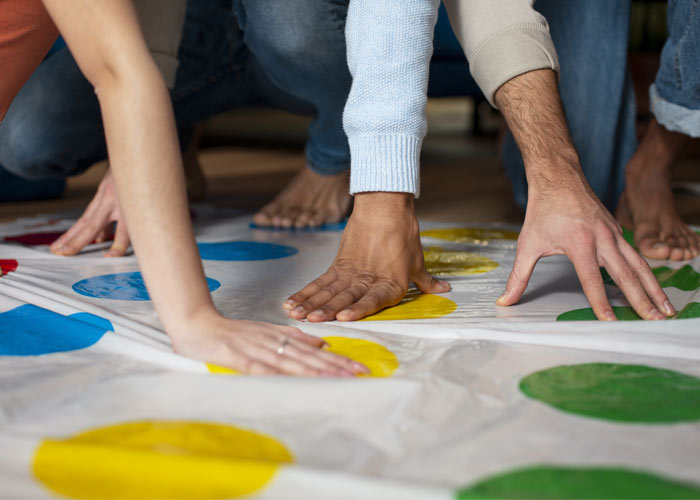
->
xmin=443 ymin=0 xmax=559 ymax=107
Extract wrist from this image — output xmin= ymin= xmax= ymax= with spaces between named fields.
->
xmin=163 ymin=302 xmax=221 ymax=342
xmin=525 ymin=154 xmax=589 ymax=196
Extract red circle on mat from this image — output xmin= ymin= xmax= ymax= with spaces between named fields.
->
xmin=4 ymin=231 xmax=113 ymax=246
xmin=0 ymin=260 xmax=18 ymax=274
xmin=5 ymin=232 xmax=64 ymax=245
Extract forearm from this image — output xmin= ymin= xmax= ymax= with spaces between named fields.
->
xmin=495 ymin=69 xmax=587 ymax=194
xmin=443 ymin=0 xmax=558 ymax=108
xmin=344 ymin=0 xmax=440 ymax=196
xmin=42 ymin=0 xmax=216 ymax=334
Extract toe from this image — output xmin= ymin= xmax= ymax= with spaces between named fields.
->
xmin=638 ymin=237 xmax=671 ymax=260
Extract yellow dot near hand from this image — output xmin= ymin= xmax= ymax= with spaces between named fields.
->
xmin=421 ymin=227 xmax=519 ymax=244
xmin=207 ymin=363 xmax=239 ymax=375
xmin=33 ymin=420 xmax=292 ymax=500
xmin=423 ymin=246 xmax=498 ymax=277
xmin=322 ymin=336 xmax=399 ymax=377
xmin=360 ymin=289 xmax=457 ymax=321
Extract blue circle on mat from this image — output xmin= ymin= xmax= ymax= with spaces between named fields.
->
xmin=0 ymin=305 xmax=112 ymax=356
xmin=197 ymin=241 xmax=298 ymax=261
xmin=72 ymin=271 xmax=221 ymax=301
xmin=249 ymin=221 xmax=347 ymax=232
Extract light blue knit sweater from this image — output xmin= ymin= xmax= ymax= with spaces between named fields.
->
xmin=343 ymin=0 xmax=559 ymax=197
xmin=343 ymin=0 xmax=440 ymax=197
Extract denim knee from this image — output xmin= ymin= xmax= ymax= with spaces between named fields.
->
xmin=238 ymin=0 xmax=348 ymax=69
xmin=0 ymin=49 xmax=106 ymax=180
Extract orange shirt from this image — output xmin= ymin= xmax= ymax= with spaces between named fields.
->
xmin=0 ymin=0 xmax=58 ymax=121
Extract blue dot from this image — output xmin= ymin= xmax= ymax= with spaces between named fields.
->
xmin=72 ymin=271 xmax=221 ymax=301
xmin=197 ymin=241 xmax=298 ymax=261
xmin=249 ymin=221 xmax=347 ymax=232
xmin=0 ymin=305 xmax=111 ymax=356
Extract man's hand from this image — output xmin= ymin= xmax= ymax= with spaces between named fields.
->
xmin=494 ymin=69 xmax=674 ymax=320
xmin=284 ymin=193 xmax=450 ymax=322
xmin=497 ymin=178 xmax=674 ymax=320
xmin=51 ymin=168 xmax=130 ymax=257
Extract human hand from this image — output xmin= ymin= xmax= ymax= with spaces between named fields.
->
xmin=284 ymin=193 xmax=450 ymax=322
xmin=170 ymin=310 xmax=369 ymax=376
xmin=497 ymin=180 xmax=675 ymax=320
xmin=50 ymin=168 xmax=130 ymax=257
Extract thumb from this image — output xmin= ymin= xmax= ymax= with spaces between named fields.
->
xmin=497 ymin=246 xmax=539 ymax=306
xmin=413 ymin=268 xmax=451 ymax=294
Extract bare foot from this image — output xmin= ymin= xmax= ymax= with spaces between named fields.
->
xmin=617 ymin=119 xmax=699 ymax=261
xmin=253 ymin=166 xmax=351 ymax=229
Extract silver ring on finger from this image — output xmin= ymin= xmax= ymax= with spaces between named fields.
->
xmin=277 ymin=337 xmax=290 ymax=355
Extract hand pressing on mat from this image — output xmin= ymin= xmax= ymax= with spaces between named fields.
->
xmin=285 ymin=193 xmax=450 ymax=321
xmin=494 ymin=69 xmax=674 ymax=321
xmin=171 ymin=312 xmax=368 ymax=376
xmin=498 ymin=180 xmax=674 ymax=321
xmin=50 ymin=168 xmax=129 ymax=258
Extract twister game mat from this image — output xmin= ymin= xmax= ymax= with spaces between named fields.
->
xmin=1 ymin=208 xmax=699 ymax=499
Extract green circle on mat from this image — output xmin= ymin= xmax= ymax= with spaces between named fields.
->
xmin=456 ymin=466 xmax=700 ymax=499
xmin=520 ymin=363 xmax=700 ymax=423
xmin=557 ymin=303 xmax=700 ymax=321
xmin=556 ymin=306 xmax=641 ymax=321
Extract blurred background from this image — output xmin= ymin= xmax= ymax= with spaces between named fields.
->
xmin=1 ymin=0 xmax=697 ymax=226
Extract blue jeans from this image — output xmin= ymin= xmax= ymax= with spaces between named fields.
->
xmin=0 ymin=0 xmax=351 ymax=185
xmin=651 ymin=0 xmax=700 ymax=138
xmin=501 ymin=0 xmax=637 ymax=212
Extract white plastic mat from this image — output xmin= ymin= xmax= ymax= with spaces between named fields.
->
xmin=1 ymin=210 xmax=699 ymax=499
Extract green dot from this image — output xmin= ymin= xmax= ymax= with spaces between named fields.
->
xmin=520 ymin=363 xmax=700 ymax=423
xmin=621 ymin=227 xmax=636 ymax=248
xmin=456 ymin=466 xmax=700 ymax=499
xmin=557 ymin=303 xmax=700 ymax=321
xmin=600 ymin=265 xmax=700 ymax=291
xmin=653 ymin=265 xmax=700 ymax=291
xmin=556 ymin=306 xmax=641 ymax=321
xmin=677 ymin=302 xmax=700 ymax=319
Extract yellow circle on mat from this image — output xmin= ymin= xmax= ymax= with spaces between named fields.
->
xmin=33 ymin=420 xmax=292 ymax=499
xmin=423 ymin=246 xmax=498 ymax=277
xmin=361 ymin=289 xmax=457 ymax=321
xmin=207 ymin=363 xmax=239 ymax=375
xmin=421 ymin=227 xmax=519 ymax=244
xmin=322 ymin=336 xmax=399 ymax=377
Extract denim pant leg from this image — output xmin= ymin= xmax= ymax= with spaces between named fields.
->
xmin=501 ymin=0 xmax=637 ymax=212
xmin=652 ymin=0 xmax=700 ymax=137
xmin=234 ymin=0 xmax=352 ymax=175
xmin=0 ymin=48 xmax=106 ymax=181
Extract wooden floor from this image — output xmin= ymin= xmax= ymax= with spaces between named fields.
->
xmin=1 ymin=98 xmax=698 ymax=226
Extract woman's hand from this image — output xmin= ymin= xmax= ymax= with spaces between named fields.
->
xmin=170 ymin=310 xmax=370 ymax=377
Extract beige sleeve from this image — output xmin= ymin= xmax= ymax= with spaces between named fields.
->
xmin=442 ymin=0 xmax=559 ymax=108
xmin=132 ymin=0 xmax=187 ymax=88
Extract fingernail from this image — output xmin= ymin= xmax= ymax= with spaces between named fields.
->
xmin=292 ymin=306 xmax=305 ymax=314
xmin=308 ymin=309 xmax=324 ymax=318
xmin=321 ymin=340 xmax=331 ymax=348
xmin=664 ymin=301 xmax=676 ymax=316
xmin=649 ymin=308 xmax=665 ymax=320
xmin=353 ymin=362 xmax=370 ymax=374
xmin=604 ymin=311 xmax=616 ymax=321
xmin=653 ymin=242 xmax=666 ymax=249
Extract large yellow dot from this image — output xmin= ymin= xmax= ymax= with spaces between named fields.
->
xmin=423 ymin=246 xmax=498 ymax=277
xmin=421 ymin=227 xmax=519 ymax=244
xmin=207 ymin=363 xmax=238 ymax=375
xmin=34 ymin=420 xmax=292 ymax=499
xmin=322 ymin=336 xmax=399 ymax=377
xmin=360 ymin=289 xmax=457 ymax=321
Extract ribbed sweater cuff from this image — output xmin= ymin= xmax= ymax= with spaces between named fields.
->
xmin=349 ymin=134 xmax=421 ymax=197
xmin=471 ymin=25 xmax=559 ymax=108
